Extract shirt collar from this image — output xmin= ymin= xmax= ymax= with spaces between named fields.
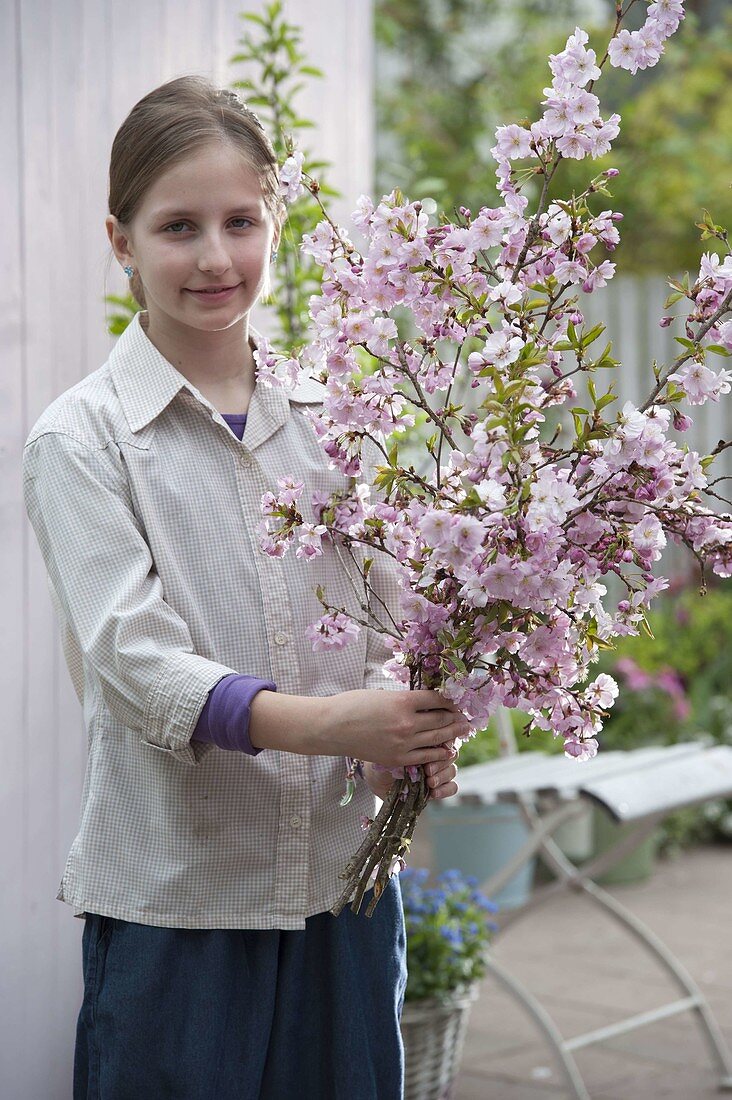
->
xmin=108 ymin=311 xmax=324 ymax=447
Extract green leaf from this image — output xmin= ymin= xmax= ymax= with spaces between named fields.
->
xmin=339 ymin=778 xmax=356 ymax=807
xmin=580 ymin=323 xmax=605 ymax=349
xmin=663 ymin=290 xmax=685 ymax=308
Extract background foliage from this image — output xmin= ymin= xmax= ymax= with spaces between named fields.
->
xmin=375 ymin=0 xmax=732 ymax=275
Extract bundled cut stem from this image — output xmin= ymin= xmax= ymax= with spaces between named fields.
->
xmin=331 ymin=769 xmax=431 ymax=917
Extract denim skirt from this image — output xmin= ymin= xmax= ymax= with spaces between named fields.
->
xmin=73 ymin=877 xmax=407 ymax=1100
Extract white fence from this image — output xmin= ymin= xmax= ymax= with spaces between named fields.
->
xmin=1 ymin=1 xmax=372 ymax=1096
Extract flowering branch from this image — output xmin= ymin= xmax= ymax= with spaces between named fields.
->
xmin=260 ymin=0 xmax=732 ymax=914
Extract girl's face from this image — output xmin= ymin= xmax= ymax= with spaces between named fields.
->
xmin=108 ymin=141 xmax=279 ymax=335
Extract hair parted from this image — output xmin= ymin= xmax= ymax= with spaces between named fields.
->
xmin=109 ymin=76 xmax=286 ymax=307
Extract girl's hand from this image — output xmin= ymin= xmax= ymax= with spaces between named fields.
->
xmin=318 ymin=688 xmax=471 ymax=769
xmin=362 ymin=741 xmax=459 ymax=801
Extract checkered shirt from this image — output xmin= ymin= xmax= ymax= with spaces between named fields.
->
xmin=22 ymin=312 xmax=404 ymax=929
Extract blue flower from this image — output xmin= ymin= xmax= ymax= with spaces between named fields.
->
xmin=470 ymin=889 xmax=499 ymax=912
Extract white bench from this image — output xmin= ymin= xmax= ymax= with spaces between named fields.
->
xmin=455 ymin=723 xmax=732 ymax=1098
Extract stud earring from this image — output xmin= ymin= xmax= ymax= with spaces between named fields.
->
xmin=123 ymin=265 xmax=134 ymax=278
xmin=270 ymin=249 xmax=278 ymax=265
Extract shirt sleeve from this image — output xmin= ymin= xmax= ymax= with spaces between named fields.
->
xmin=22 ymin=430 xmax=243 ymax=766
xmin=191 ymin=673 xmax=277 ymax=754
xmin=360 ymin=434 xmax=409 ymax=693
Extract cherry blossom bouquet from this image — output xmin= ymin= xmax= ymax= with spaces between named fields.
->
xmin=258 ymin=0 xmax=732 ymax=915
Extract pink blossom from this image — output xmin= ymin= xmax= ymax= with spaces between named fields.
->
xmin=488 ymin=280 xmax=523 ymax=307
xmin=582 ymin=260 xmax=616 ymax=293
xmin=564 ymin=736 xmax=599 ymax=761
xmin=699 ymin=252 xmax=732 ymax=293
xmin=554 ymin=258 xmax=587 ymax=284
xmin=296 ymin=523 xmax=327 ymax=560
xmin=667 ymin=361 xmax=732 ymax=405
xmin=276 ymin=476 xmax=305 ymax=506
xmin=716 ymin=320 xmax=732 ymax=351
xmin=585 ymin=674 xmax=619 ymax=709
xmin=279 ymin=150 xmax=304 ymax=204
xmin=630 ymin=514 xmax=667 ymax=560
xmin=493 ymin=124 xmax=533 ymax=160
xmin=648 ymin=0 xmax=685 ymax=35
xmin=467 ymin=209 xmax=507 ymax=250
xmin=672 ymin=409 xmax=693 ymax=432
xmin=351 ymin=194 xmax=375 ymax=232
xmin=575 ymin=233 xmax=597 ymax=255
xmin=257 ymin=520 xmax=287 ymax=559
xmin=608 ymin=29 xmax=646 ymax=74
xmin=419 ymin=507 xmax=455 ymax=550
xmin=305 ymin=611 xmax=360 ymax=652
xmin=450 ymin=514 xmax=485 ymax=554
xmin=556 ymin=132 xmax=593 ymax=160
xmin=549 ymin=41 xmax=601 ymax=88
xmin=468 ymin=328 xmax=524 ymax=372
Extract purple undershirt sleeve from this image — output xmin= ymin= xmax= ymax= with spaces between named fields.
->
xmin=191 ymin=674 xmax=277 ymax=756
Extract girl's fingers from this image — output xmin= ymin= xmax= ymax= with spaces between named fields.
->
xmin=426 ymin=761 xmax=458 ymax=789
xmin=412 ymin=718 xmax=469 ymax=748
xmin=405 ymin=745 xmax=455 ymax=766
xmin=412 ymin=707 xmax=459 ymax=735
xmin=430 ymin=779 xmax=459 ymax=800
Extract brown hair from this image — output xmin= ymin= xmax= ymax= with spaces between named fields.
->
xmin=109 ymin=76 xmax=286 ymax=307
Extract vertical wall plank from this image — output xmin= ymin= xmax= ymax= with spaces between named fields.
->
xmin=3 ymin=2 xmax=374 ymax=1096
xmin=0 ymin=1 xmax=29 ymax=1096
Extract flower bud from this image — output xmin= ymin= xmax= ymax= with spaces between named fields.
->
xmin=659 ymin=316 xmax=673 ymax=328
xmin=673 ymin=410 xmax=692 ymax=432
xmin=604 ymin=168 xmax=620 ymax=178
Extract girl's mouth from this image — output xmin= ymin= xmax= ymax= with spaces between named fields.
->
xmin=185 ymin=284 xmax=241 ymax=303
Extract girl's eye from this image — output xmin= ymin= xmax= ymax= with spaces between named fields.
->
xmin=161 ymin=218 xmax=253 ymax=234
xmin=164 ymin=222 xmax=191 ymax=234
xmin=230 ymin=217 xmax=252 ymax=229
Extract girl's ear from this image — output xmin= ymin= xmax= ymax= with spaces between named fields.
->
xmin=106 ymin=215 xmax=134 ymax=268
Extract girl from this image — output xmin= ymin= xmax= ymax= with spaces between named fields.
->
xmin=22 ymin=76 xmax=465 ymax=1100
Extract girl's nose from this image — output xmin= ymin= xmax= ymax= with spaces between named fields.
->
xmin=197 ymin=235 xmax=232 ymax=275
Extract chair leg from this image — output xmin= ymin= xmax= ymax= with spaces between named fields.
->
xmin=485 ymin=956 xmax=592 ymax=1100
xmin=576 ymin=876 xmax=732 ymax=1090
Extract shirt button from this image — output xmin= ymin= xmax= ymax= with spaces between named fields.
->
xmin=274 ymin=631 xmax=290 ymax=645
xmin=290 ymin=814 xmax=302 ymax=829
xmin=238 ymin=452 xmax=252 ymax=468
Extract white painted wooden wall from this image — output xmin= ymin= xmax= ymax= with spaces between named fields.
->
xmin=1 ymin=1 xmax=373 ymax=1095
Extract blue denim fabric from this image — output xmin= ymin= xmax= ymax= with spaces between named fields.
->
xmin=73 ymin=876 xmax=407 ymax=1100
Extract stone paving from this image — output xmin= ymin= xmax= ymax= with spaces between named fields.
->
xmin=408 ymin=822 xmax=732 ymax=1100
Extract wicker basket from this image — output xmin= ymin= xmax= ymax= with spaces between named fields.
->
xmin=400 ymin=983 xmax=480 ymax=1100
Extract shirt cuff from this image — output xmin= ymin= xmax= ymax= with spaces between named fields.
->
xmin=191 ymin=674 xmax=277 ymax=755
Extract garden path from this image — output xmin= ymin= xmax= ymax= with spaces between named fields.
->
xmin=409 ymin=823 xmax=732 ymax=1099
